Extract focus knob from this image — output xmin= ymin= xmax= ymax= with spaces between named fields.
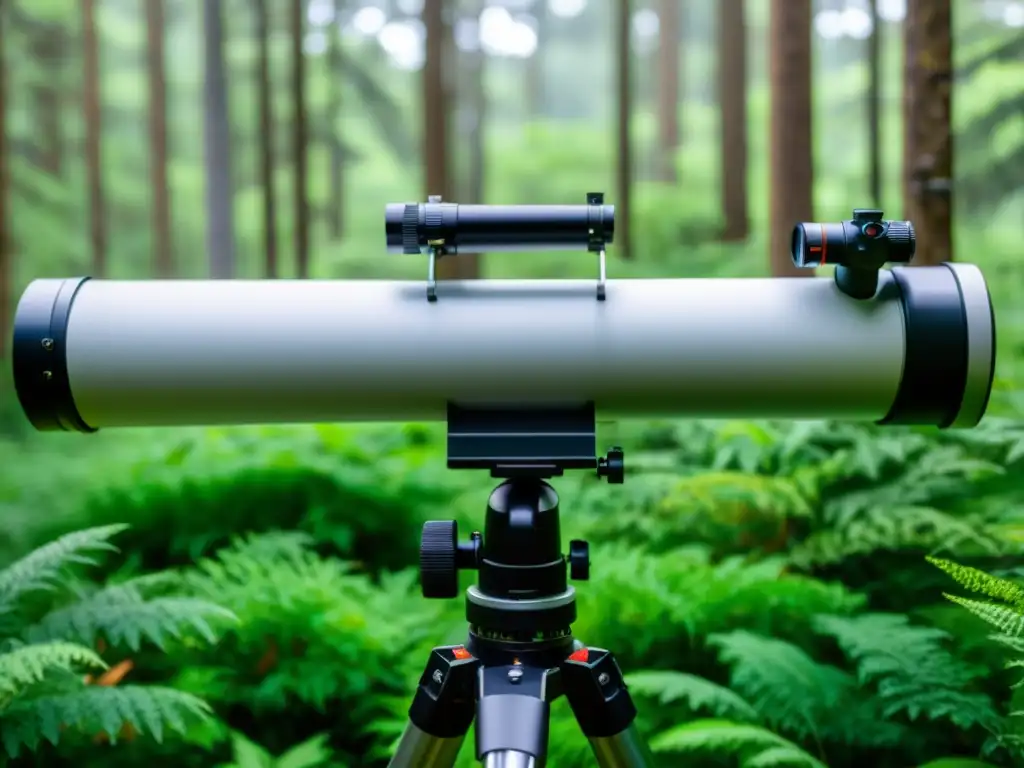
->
xmin=420 ymin=520 xmax=460 ymax=598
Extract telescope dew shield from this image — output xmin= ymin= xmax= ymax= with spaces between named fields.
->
xmin=11 ymin=266 xmax=995 ymax=433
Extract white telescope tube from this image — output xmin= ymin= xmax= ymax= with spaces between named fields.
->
xmin=10 ymin=264 xmax=994 ymax=431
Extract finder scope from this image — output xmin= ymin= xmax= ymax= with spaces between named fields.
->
xmin=792 ymin=208 xmax=917 ymax=299
xmin=385 ymin=192 xmax=614 ymax=256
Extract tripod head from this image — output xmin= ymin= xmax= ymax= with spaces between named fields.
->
xmin=419 ymin=403 xmax=623 ymax=646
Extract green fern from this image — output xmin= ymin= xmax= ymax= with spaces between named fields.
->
xmin=0 ymin=641 xmax=106 ymax=699
xmin=929 ymin=557 xmax=1024 ymax=609
xmin=22 ymin=575 xmax=234 ymax=651
xmin=216 ymin=730 xmax=334 ymax=768
xmin=648 ymin=718 xmax=826 ymax=768
xmin=707 ymin=630 xmax=858 ymax=740
xmin=1 ymin=685 xmax=211 ymax=754
xmin=813 ymin=613 xmax=1000 ymax=731
xmin=0 ymin=525 xmax=128 ymax=615
xmin=0 ymin=525 xmax=230 ymax=758
xmin=625 ymin=670 xmax=759 ymax=722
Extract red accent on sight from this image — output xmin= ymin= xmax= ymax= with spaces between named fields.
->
xmin=452 ymin=647 xmax=471 ymax=660
xmin=568 ymin=648 xmax=590 ymax=662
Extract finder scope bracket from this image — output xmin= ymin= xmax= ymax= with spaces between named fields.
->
xmin=415 ymin=192 xmax=611 ymax=303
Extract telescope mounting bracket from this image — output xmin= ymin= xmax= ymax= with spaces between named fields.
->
xmin=424 ymin=192 xmax=610 ymax=304
xmin=445 ymin=402 xmax=623 ymax=483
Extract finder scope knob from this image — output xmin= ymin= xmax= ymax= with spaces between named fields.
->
xmin=420 ymin=520 xmax=460 ymax=599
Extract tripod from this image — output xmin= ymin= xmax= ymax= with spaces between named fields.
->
xmin=388 ymin=404 xmax=656 ymax=768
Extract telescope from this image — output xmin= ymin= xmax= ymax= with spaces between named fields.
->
xmin=8 ymin=198 xmax=997 ymax=768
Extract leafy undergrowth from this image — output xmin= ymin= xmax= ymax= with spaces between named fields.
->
xmin=2 ymin=417 xmax=1024 ymax=767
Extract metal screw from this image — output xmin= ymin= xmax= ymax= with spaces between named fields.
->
xmin=432 ymin=669 xmax=444 ymax=685
xmin=41 ymin=338 xmax=54 ymax=351
xmin=42 ymin=371 xmax=53 ymax=381
xmin=507 ymin=668 xmax=524 ymax=684
xmin=598 ymin=673 xmax=610 ymax=686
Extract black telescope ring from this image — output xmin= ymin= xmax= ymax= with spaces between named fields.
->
xmin=879 ymin=265 xmax=970 ymax=428
xmin=12 ymin=277 xmax=96 ymax=433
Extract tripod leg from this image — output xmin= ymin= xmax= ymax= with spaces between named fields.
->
xmin=388 ymin=645 xmax=480 ymax=768
xmin=560 ymin=647 xmax=656 ymax=768
xmin=476 ymin=664 xmax=554 ymax=767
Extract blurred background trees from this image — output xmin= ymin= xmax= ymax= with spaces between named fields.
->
xmin=1 ymin=1 xmax=1023 ymax=766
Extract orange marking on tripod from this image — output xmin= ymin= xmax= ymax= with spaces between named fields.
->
xmin=569 ymin=648 xmax=589 ymax=662
xmin=820 ymin=224 xmax=828 ymax=265
xmin=452 ymin=646 xmax=471 ymax=660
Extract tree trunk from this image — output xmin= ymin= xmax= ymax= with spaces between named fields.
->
xmin=255 ymin=0 xmax=278 ymax=277
xmin=656 ymin=0 xmax=680 ymax=183
xmin=423 ymin=0 xmax=477 ymax=279
xmin=903 ymin=0 xmax=953 ymax=265
xmin=146 ymin=0 xmax=173 ymax=278
xmin=718 ymin=0 xmax=748 ymax=242
xmin=291 ymin=0 xmax=310 ymax=278
xmin=768 ymin=0 xmax=814 ymax=277
xmin=0 ymin=6 xmax=8 ymax=358
xmin=525 ymin=0 xmax=547 ymax=117
xmin=203 ymin=0 xmax=236 ymax=279
xmin=326 ymin=0 xmax=344 ymax=240
xmin=82 ymin=0 xmax=106 ymax=277
xmin=31 ymin=26 xmax=63 ymax=176
xmin=615 ymin=0 xmax=633 ymax=260
xmin=867 ymin=0 xmax=881 ymax=205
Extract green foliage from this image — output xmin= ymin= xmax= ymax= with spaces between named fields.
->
xmin=0 ymin=524 xmax=229 ymax=760
xmin=169 ymin=530 xmax=453 ymax=763
xmin=648 ymin=719 xmax=825 ymax=768
xmin=216 ymin=731 xmax=336 ymax=768
xmin=6 ymin=416 xmax=1024 ymax=767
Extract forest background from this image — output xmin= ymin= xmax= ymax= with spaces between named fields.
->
xmin=0 ymin=0 xmax=1023 ymax=766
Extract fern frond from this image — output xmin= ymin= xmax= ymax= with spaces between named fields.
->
xmin=23 ymin=577 xmax=237 ymax=651
xmin=648 ymin=718 xmax=826 ymax=768
xmin=707 ymin=631 xmax=855 ymax=740
xmin=929 ymin=557 xmax=1024 ymax=608
xmin=945 ymin=596 xmax=1024 ymax=638
xmin=743 ymin=745 xmax=828 ymax=768
xmin=625 ymin=670 xmax=759 ymax=721
xmin=0 ymin=684 xmax=211 ymax=758
xmin=916 ymin=760 xmax=1000 ymax=768
xmin=0 ymin=525 xmax=128 ymax=612
xmin=0 ymin=641 xmax=106 ymax=698
xmin=813 ymin=613 xmax=999 ymax=730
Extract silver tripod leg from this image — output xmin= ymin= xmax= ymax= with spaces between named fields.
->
xmin=389 ymin=721 xmax=465 ymax=768
xmin=388 ymin=645 xmax=481 ymax=768
xmin=561 ymin=646 xmax=656 ymax=768
xmin=588 ymin=722 xmax=656 ymax=768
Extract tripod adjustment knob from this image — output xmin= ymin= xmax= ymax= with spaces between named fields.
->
xmin=569 ymin=539 xmax=590 ymax=581
xmin=597 ymin=447 xmax=625 ymax=484
xmin=420 ymin=520 xmax=460 ymax=599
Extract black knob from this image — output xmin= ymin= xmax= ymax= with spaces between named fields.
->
xmin=569 ymin=539 xmax=590 ymax=581
xmin=420 ymin=520 xmax=460 ymax=598
xmin=884 ymin=219 xmax=916 ymax=262
xmin=597 ymin=447 xmax=625 ymax=484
